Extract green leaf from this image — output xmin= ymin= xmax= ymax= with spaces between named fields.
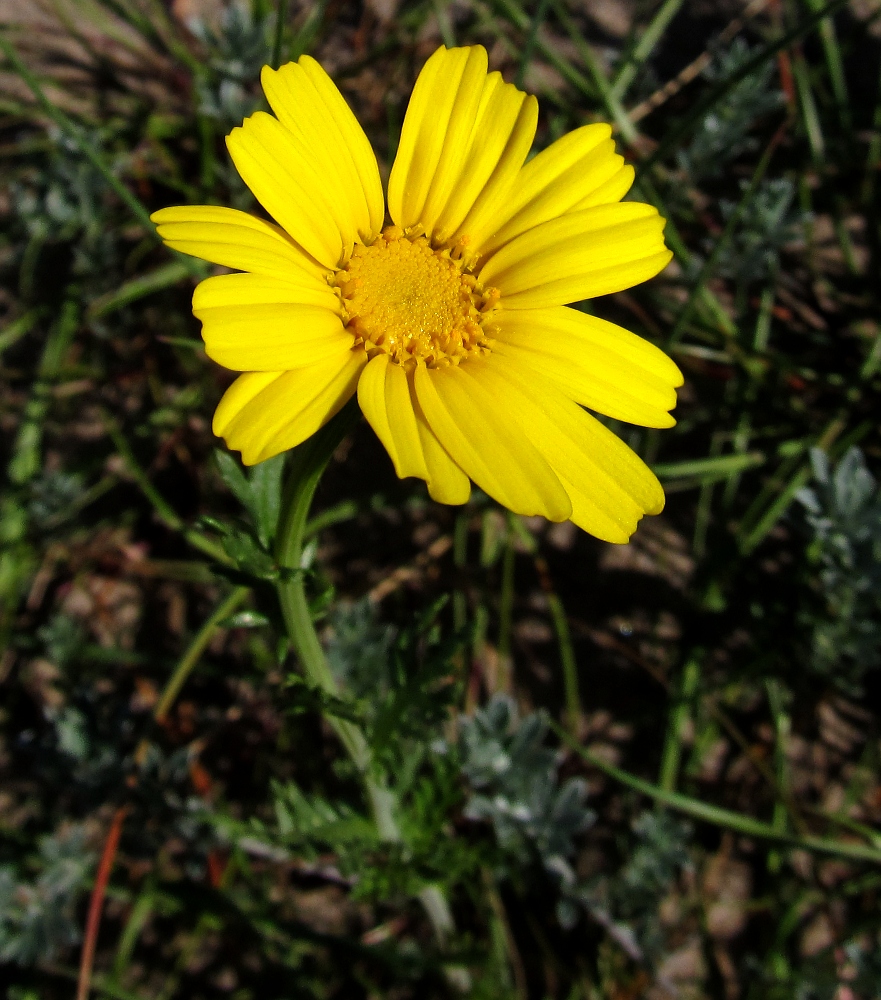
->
xmin=221 ymin=530 xmax=278 ymax=580
xmin=271 ymin=780 xmax=377 ymax=846
xmin=215 ymin=450 xmax=285 ymax=548
xmin=282 ymin=674 xmax=368 ymax=725
xmin=652 ymin=452 xmax=765 ymax=480
xmin=247 ymin=453 xmax=285 ymax=548
xmin=220 ymin=610 xmax=271 ymax=629
xmin=215 ymin=450 xmax=253 ymax=516
xmin=87 ymin=261 xmax=195 ymax=318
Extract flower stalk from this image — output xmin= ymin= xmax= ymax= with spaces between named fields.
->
xmin=273 ymin=401 xmax=461 ymax=959
xmin=274 ymin=399 xmax=399 ymax=838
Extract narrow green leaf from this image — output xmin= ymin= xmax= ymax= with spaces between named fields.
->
xmin=88 ymin=261 xmax=197 ymax=318
xmin=653 ymin=452 xmax=765 ymax=479
xmin=553 ymin=721 xmax=881 ymax=866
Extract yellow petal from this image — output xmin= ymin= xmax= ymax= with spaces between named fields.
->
xmin=192 ymin=272 xmax=339 ymax=313
xmin=194 ymin=297 xmax=353 ymax=371
xmin=414 ymin=363 xmax=571 ymax=520
xmin=261 ymin=58 xmax=384 ymax=240
xmin=397 ymin=46 xmax=487 ymax=232
xmin=468 ymin=124 xmax=633 ymax=255
xmin=215 ymin=350 xmax=367 ymax=465
xmin=358 ymin=354 xmax=429 ymax=480
xmin=479 ymin=355 xmax=665 ymax=541
xmin=412 ymin=388 xmax=471 ymax=504
xmin=574 ymin=164 xmax=635 ymax=210
xmin=492 ymin=306 xmax=682 ymax=428
xmin=388 ymin=46 xmax=474 ymax=229
xmin=557 ymin=468 xmax=650 ymax=542
xmin=213 ymin=371 xmax=280 ymax=436
xmin=358 ymin=355 xmax=470 ymax=503
xmin=226 ymin=111 xmax=354 ymax=269
xmin=151 ymin=205 xmax=327 ymax=281
xmin=391 ymin=46 xmax=534 ymax=235
xmin=423 ymin=70 xmax=538 ymax=244
xmin=478 ymin=203 xmax=672 ymax=309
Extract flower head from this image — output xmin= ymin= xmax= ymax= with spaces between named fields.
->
xmin=152 ymin=45 xmax=681 ymax=543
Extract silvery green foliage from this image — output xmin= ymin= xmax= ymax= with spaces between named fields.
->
xmin=0 ymin=826 xmax=92 ymax=964
xmin=459 ymin=701 xmax=689 ymax=958
xmin=325 ymin=599 xmax=397 ymax=698
xmin=211 ymin=451 xmax=291 ymax=581
xmin=608 ymin=812 xmax=691 ymax=922
xmin=563 ymin=811 xmax=691 ymax=960
xmin=54 ymin=706 xmax=91 ymax=761
xmin=677 ymin=39 xmax=783 ymax=180
xmin=796 ymin=448 xmax=881 ymax=690
xmin=37 ymin=614 xmax=84 ymax=668
xmin=13 ymin=135 xmax=106 ymax=242
xmin=841 ymin=937 xmax=881 ymax=998
xmin=715 ymin=177 xmax=803 ymax=286
xmin=27 ymin=471 xmax=85 ymax=530
xmin=11 ymin=132 xmax=119 ymax=281
xmin=459 ymin=696 xmax=593 ymax=870
xmin=191 ymin=3 xmax=273 ymax=130
xmin=324 ymin=597 xmax=460 ymax=767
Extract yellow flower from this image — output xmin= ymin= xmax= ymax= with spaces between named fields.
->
xmin=152 ymin=45 xmax=681 ymax=543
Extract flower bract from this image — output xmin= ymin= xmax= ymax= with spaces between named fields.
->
xmin=152 ymin=45 xmax=682 ymax=543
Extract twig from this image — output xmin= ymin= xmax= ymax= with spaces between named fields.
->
xmin=76 ymin=806 xmax=130 ymax=1000
xmin=628 ymin=0 xmax=774 ymax=124
xmin=367 ymin=534 xmax=453 ymax=603
xmin=635 ymin=0 xmax=849 ymax=176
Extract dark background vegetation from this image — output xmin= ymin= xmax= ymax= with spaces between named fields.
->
xmin=2 ymin=0 xmax=881 ymax=997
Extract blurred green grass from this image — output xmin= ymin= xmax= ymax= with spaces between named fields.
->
xmin=1 ymin=0 xmax=881 ymax=997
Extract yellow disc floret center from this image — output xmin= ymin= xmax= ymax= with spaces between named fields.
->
xmin=338 ymin=226 xmax=498 ymax=369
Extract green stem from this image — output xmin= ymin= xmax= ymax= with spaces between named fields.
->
xmin=433 ymin=0 xmax=457 ymax=48
xmin=452 ymin=511 xmax=469 ymax=636
xmin=274 ymin=401 xmax=398 ymax=833
xmin=658 ymin=653 xmax=701 ymax=792
xmin=535 ymin=554 xmax=581 ymax=735
xmin=272 ymin=0 xmax=290 ymax=69
xmin=609 ymin=0 xmax=685 ymax=100
xmin=548 ymin=589 xmax=579 ymax=734
xmin=490 ymin=0 xmax=597 ymax=106
xmin=8 ymin=296 xmax=79 ymax=486
xmin=765 ymin=677 xmax=790 ymax=873
xmin=273 ymin=404 xmax=464 ymax=965
xmin=102 ymin=413 xmax=230 ymax=567
xmin=514 ymin=0 xmax=550 ymax=90
xmin=550 ymin=0 xmax=637 ymax=144
xmin=667 ymin=125 xmax=785 ymax=346
xmin=552 ymin=721 xmax=881 ymax=866
xmin=497 ymin=521 xmax=515 ymax=666
xmin=0 ymin=307 xmax=43 ymax=358
xmin=154 ymin=587 xmax=250 ymax=723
